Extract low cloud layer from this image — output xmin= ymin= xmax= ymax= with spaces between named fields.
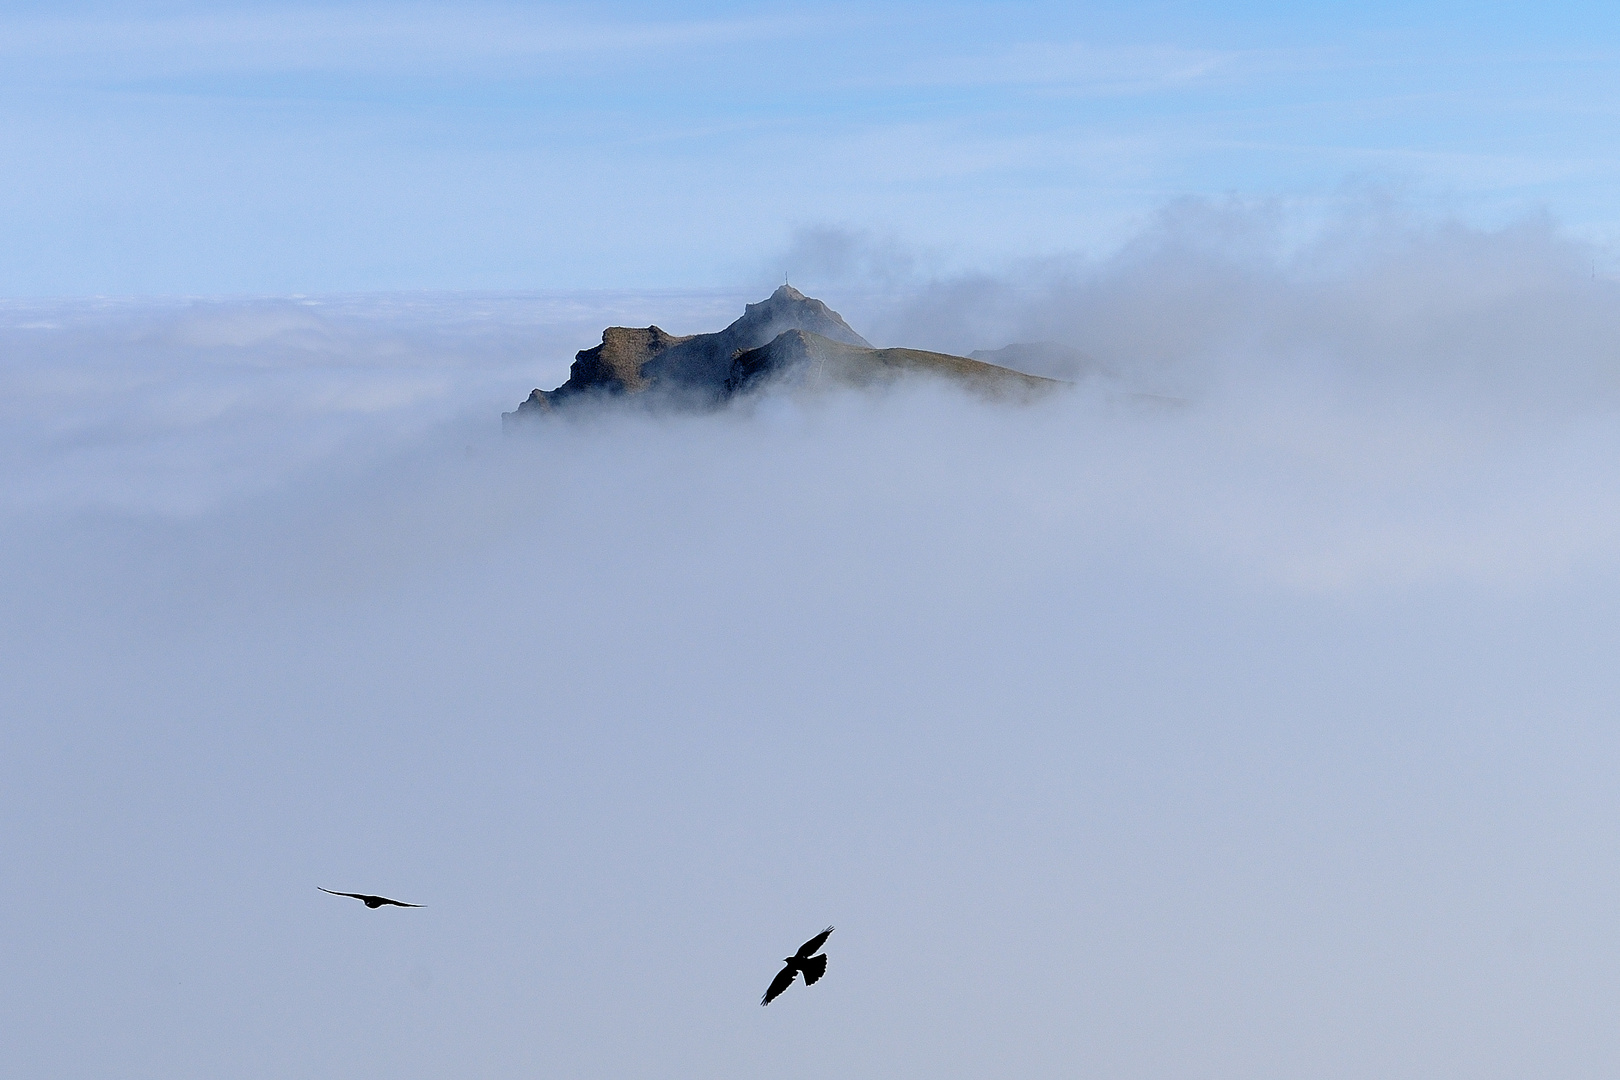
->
xmin=0 ymin=289 xmax=749 ymax=514
xmin=6 ymin=206 xmax=1620 ymax=1078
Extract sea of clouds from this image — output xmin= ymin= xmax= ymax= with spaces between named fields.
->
xmin=6 ymin=203 xmax=1620 ymax=1079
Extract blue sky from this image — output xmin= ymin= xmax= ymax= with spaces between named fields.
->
xmin=5 ymin=1 xmax=1620 ymax=293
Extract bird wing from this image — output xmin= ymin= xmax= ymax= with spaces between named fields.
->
xmin=795 ymin=926 xmax=834 ymax=959
xmin=761 ymin=964 xmax=797 ymax=1005
xmin=321 ymin=888 xmax=421 ymax=907
xmin=799 ymin=953 xmax=828 ymax=986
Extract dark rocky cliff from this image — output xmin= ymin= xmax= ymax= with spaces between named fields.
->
xmin=508 ymin=285 xmax=869 ymax=417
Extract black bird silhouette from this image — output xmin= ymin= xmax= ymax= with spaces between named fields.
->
xmin=319 ymin=888 xmax=423 ymax=909
xmin=761 ymin=926 xmax=833 ymax=1005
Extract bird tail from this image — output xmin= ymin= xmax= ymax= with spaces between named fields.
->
xmin=800 ymin=953 xmax=828 ymax=986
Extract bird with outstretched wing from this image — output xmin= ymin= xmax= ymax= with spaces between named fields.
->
xmin=761 ymin=926 xmax=833 ymax=1005
xmin=319 ymin=888 xmax=423 ymax=909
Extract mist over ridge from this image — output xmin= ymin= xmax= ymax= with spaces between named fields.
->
xmin=808 ymin=199 xmax=1620 ymax=411
xmin=7 ymin=200 xmax=1620 ymax=587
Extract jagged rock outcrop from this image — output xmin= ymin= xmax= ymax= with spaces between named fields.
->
xmin=504 ymin=285 xmax=1058 ymax=423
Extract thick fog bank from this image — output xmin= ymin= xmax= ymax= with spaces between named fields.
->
xmin=0 ymin=289 xmax=751 ymax=514
xmin=812 ymin=201 xmax=1620 ymax=410
xmin=6 ymin=212 xmax=1620 ymax=1079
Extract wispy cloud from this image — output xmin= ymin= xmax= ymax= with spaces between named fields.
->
xmin=883 ymin=39 xmax=1240 ymax=94
xmin=0 ymin=4 xmax=816 ymax=83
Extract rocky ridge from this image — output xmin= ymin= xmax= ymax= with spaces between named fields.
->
xmin=504 ymin=285 xmax=1058 ymax=423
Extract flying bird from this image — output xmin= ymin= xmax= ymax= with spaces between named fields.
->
xmin=319 ymin=888 xmax=423 ymax=909
xmin=761 ymin=926 xmax=833 ymax=1005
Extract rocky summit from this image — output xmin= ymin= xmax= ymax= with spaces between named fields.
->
xmin=503 ymin=285 xmax=1058 ymax=424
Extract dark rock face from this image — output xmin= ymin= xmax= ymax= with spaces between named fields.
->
xmin=510 ymin=325 xmax=693 ymax=415
xmin=504 ymin=285 xmax=1058 ymax=424
xmin=508 ymin=285 xmax=868 ymax=419
xmin=573 ymin=326 xmax=693 ymax=393
xmin=641 ymin=285 xmax=870 ymax=398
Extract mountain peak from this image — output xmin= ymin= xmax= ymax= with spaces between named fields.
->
xmin=503 ymin=286 xmax=1051 ymax=422
xmin=733 ymin=285 xmax=869 ymax=350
